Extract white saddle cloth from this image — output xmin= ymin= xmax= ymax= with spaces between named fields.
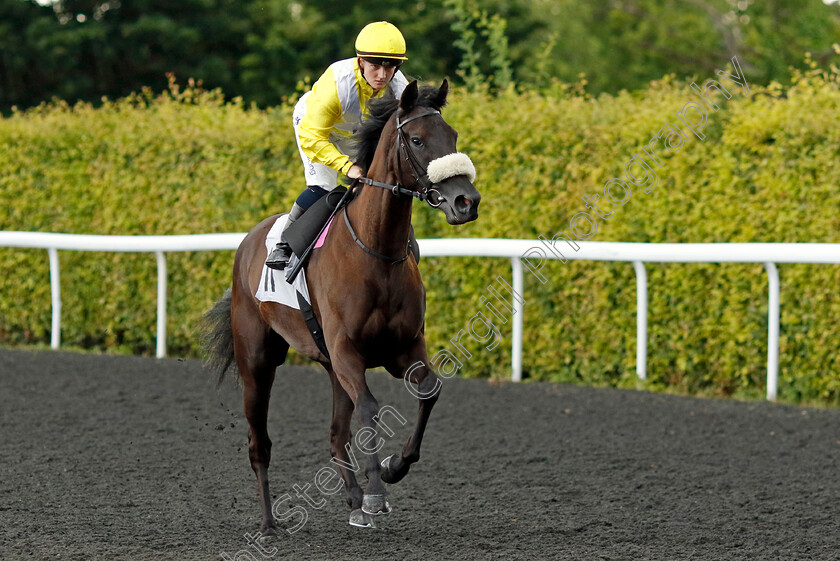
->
xmin=254 ymin=215 xmax=311 ymax=309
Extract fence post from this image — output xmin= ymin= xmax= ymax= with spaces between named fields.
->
xmin=765 ymin=262 xmax=780 ymax=401
xmin=155 ymin=251 xmax=167 ymax=359
xmin=633 ymin=261 xmax=647 ymax=380
xmin=48 ymin=248 xmax=61 ymax=350
xmin=511 ymin=257 xmax=524 ymax=382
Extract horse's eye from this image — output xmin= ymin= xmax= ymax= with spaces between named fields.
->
xmin=411 ymin=137 xmax=423 ymax=147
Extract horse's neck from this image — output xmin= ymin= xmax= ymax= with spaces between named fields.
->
xmin=349 ymin=169 xmax=413 ymax=260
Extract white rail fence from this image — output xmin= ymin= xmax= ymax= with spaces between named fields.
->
xmin=2 ymin=232 xmax=839 ymax=400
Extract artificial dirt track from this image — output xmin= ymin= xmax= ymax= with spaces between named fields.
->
xmin=1 ymin=349 xmax=838 ymax=561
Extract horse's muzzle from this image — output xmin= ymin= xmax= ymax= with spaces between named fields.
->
xmin=438 ymin=177 xmax=481 ymax=225
xmin=452 ymin=192 xmax=480 ymax=222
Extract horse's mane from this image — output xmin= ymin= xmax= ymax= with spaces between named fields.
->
xmin=354 ymin=85 xmax=447 ymax=172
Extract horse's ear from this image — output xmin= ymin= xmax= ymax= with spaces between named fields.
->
xmin=433 ymin=78 xmax=449 ymax=109
xmin=400 ymin=81 xmax=419 ymax=112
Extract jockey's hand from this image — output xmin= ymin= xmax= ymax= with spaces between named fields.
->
xmin=346 ymin=165 xmax=364 ymax=180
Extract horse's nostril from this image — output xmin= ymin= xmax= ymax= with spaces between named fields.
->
xmin=455 ymin=195 xmax=470 ymax=210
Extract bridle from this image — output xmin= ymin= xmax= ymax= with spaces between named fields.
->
xmin=344 ymin=107 xmax=446 ymax=264
xmin=354 ymin=108 xmax=445 ymax=208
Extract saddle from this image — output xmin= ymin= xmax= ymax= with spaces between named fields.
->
xmin=284 ymin=185 xmax=421 ymax=284
xmin=284 ymin=186 xmax=349 ymax=262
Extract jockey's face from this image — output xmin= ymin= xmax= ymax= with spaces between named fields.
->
xmin=359 ymin=58 xmax=397 ymax=92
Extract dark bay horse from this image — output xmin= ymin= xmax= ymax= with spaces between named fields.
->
xmin=203 ymin=79 xmax=480 ymax=533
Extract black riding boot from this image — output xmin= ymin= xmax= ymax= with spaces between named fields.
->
xmin=266 ymin=203 xmax=305 ymax=270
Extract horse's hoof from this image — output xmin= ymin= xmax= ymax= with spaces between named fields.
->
xmin=381 ymin=454 xmax=395 ymax=471
xmin=259 ymin=527 xmax=278 ymax=542
xmin=380 ymin=455 xmax=397 ymax=484
xmin=361 ymin=494 xmax=391 ymax=516
xmin=349 ymin=508 xmax=376 ymax=528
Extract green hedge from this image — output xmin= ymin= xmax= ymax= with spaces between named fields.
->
xmin=1 ymin=69 xmax=839 ymax=404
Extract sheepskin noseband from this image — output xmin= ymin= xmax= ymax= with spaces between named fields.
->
xmin=426 ymin=152 xmax=476 ymax=184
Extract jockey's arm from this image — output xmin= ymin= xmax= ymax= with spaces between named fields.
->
xmin=296 ymin=68 xmax=355 ymax=175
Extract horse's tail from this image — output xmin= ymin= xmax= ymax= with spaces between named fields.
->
xmin=199 ymin=288 xmax=238 ymax=386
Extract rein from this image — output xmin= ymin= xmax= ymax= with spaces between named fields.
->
xmin=355 ymin=176 xmax=440 ymax=205
xmin=343 ymin=208 xmax=410 ymax=265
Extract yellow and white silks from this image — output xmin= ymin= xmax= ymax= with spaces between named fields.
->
xmin=293 ymin=57 xmax=408 ymax=188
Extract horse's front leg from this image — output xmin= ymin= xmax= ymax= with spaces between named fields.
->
xmin=325 ymin=368 xmax=365 ymax=516
xmin=381 ymin=351 xmax=441 ymax=485
xmin=330 ymin=346 xmax=391 ymax=522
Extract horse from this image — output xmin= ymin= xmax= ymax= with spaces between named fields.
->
xmin=202 ymin=79 xmax=480 ymax=534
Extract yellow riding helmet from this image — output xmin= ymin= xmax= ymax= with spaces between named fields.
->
xmin=355 ymin=21 xmax=408 ymax=62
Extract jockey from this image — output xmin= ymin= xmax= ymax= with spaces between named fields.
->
xmin=266 ymin=21 xmax=409 ymax=270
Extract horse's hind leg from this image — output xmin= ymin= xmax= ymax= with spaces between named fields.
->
xmin=381 ymin=356 xmax=441 ymax=485
xmin=233 ymin=308 xmax=288 ymax=536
